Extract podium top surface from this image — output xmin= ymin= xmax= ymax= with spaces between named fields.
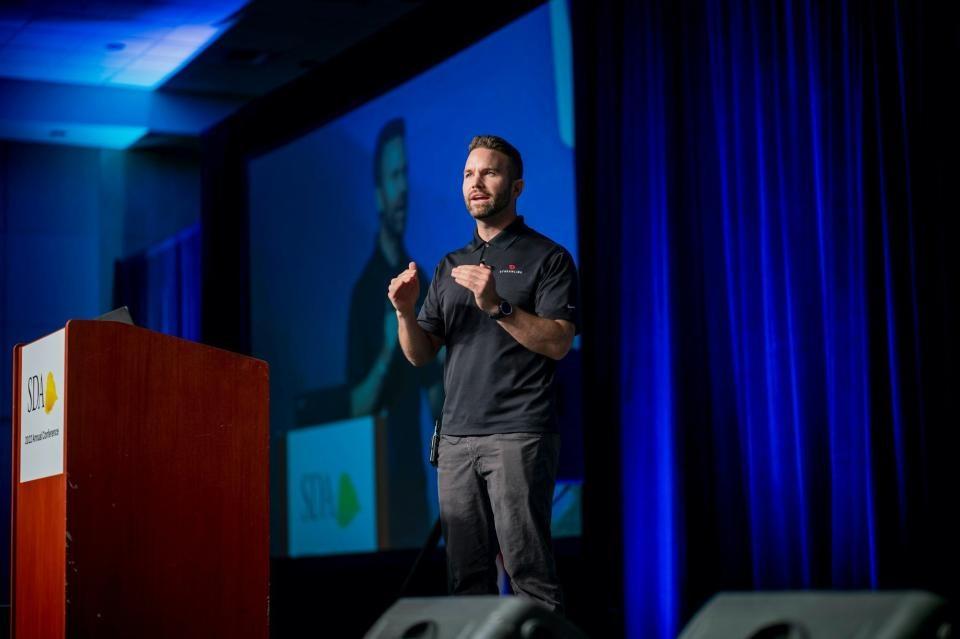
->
xmin=15 ymin=319 xmax=268 ymax=369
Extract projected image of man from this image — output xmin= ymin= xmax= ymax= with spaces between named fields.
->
xmin=347 ymin=118 xmax=443 ymax=548
xmin=388 ymin=135 xmax=579 ymax=612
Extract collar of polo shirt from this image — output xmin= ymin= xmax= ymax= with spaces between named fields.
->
xmin=467 ymin=215 xmax=529 ymax=252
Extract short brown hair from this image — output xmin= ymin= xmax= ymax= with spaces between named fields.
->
xmin=468 ymin=135 xmax=523 ymax=180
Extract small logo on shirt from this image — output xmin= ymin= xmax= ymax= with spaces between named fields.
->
xmin=499 ymin=264 xmax=523 ymax=275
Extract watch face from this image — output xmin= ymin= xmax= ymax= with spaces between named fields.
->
xmin=500 ymin=300 xmax=513 ymax=316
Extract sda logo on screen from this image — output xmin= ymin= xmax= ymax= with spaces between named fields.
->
xmin=25 ymin=371 xmax=58 ymax=415
xmin=300 ymin=472 xmax=361 ymax=528
xmin=287 ymin=416 xmax=377 ymax=556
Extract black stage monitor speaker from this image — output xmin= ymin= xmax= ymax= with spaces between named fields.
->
xmin=679 ymin=590 xmax=952 ymax=639
xmin=363 ymin=596 xmax=588 ymax=639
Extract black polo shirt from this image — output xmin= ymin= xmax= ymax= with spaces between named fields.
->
xmin=417 ymin=215 xmax=580 ymax=435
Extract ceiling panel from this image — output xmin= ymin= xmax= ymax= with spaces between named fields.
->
xmin=0 ymin=0 xmax=427 ymax=148
xmin=162 ymin=0 xmax=422 ymax=98
xmin=0 ymin=1 xmax=249 ymax=89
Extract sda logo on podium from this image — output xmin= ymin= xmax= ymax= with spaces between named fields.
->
xmin=25 ymin=371 xmax=58 ymax=415
xmin=20 ymin=329 xmax=66 ymax=483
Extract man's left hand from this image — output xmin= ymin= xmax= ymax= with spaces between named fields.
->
xmin=451 ymin=265 xmax=500 ymax=315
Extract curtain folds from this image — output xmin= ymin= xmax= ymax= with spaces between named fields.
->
xmin=113 ymin=223 xmax=201 ymax=341
xmin=574 ymin=1 xmax=958 ymax=636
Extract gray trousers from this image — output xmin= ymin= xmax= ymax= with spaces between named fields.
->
xmin=437 ymin=432 xmax=564 ymax=613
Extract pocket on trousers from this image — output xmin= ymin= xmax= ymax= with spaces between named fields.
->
xmin=495 ymin=432 xmax=545 ymax=441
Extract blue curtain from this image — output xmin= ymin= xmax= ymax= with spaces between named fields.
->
xmin=113 ymin=223 xmax=202 ymax=340
xmin=574 ymin=1 xmax=958 ymax=637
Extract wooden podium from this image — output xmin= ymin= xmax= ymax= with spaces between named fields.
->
xmin=9 ymin=320 xmax=269 ymax=638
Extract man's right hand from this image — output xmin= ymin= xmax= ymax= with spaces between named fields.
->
xmin=387 ymin=261 xmax=420 ymax=316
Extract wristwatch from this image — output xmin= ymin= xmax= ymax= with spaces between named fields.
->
xmin=489 ymin=299 xmax=513 ymax=320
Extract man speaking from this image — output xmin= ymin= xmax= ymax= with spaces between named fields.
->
xmin=387 ymin=135 xmax=579 ymax=613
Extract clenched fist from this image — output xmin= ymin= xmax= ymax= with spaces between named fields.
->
xmin=451 ymin=264 xmax=500 ymax=315
xmin=387 ymin=261 xmax=420 ymax=316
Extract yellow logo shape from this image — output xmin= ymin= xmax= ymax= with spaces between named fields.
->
xmin=44 ymin=372 xmax=58 ymax=414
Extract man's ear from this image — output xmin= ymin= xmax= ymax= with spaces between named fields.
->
xmin=512 ymin=178 xmax=525 ymax=200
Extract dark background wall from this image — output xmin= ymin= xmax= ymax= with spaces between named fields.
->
xmin=0 ymin=141 xmax=201 ymax=605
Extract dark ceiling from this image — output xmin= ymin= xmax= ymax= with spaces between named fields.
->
xmin=163 ymin=0 xmax=421 ymax=99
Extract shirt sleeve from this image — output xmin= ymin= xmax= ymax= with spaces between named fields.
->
xmin=535 ymin=248 xmax=581 ymax=334
xmin=417 ymin=261 xmax=445 ymax=338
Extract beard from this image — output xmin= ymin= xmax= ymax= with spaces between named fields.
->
xmin=465 ymin=185 xmax=512 ymax=220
